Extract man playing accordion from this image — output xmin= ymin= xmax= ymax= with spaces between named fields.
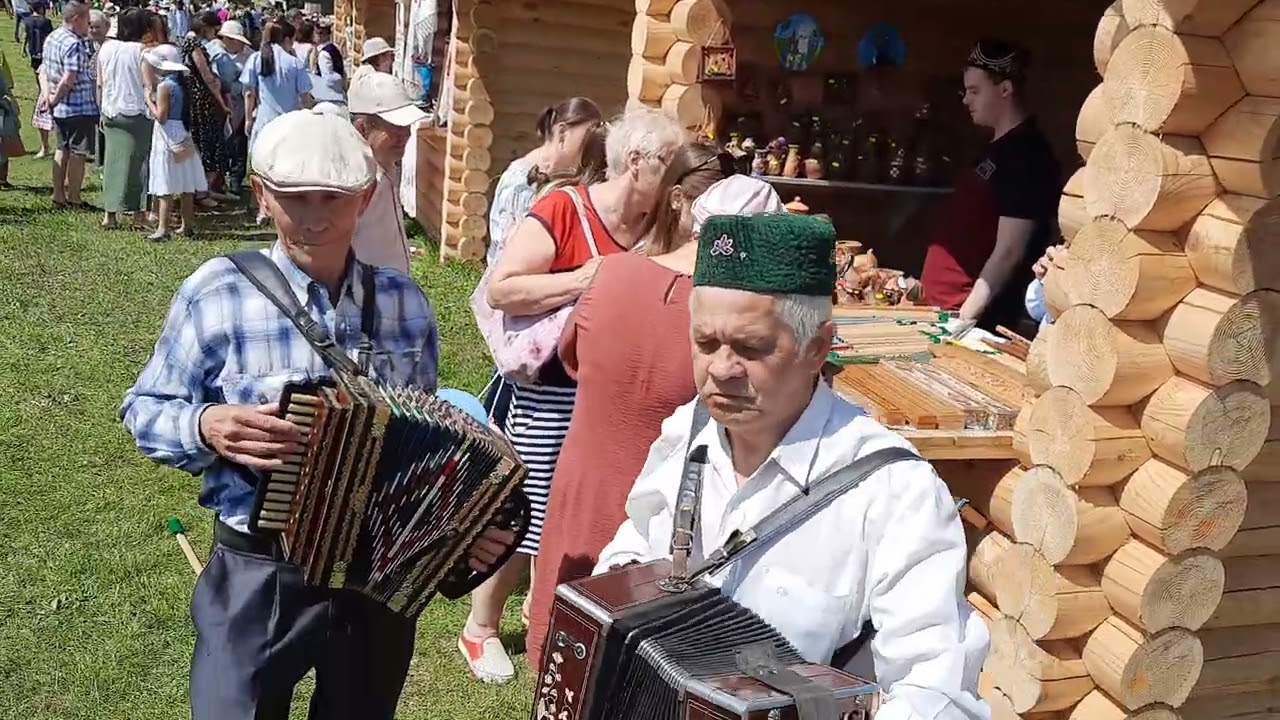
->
xmin=121 ymin=109 xmax=515 ymax=720
xmin=594 ymin=213 xmax=990 ymax=720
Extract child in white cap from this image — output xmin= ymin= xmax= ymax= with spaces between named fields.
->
xmin=144 ymin=43 xmax=207 ymax=240
xmin=120 ymin=109 xmax=519 ymax=719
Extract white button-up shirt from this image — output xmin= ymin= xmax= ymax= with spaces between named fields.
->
xmin=352 ymin=165 xmax=410 ymax=274
xmin=595 ymin=382 xmax=991 ymax=720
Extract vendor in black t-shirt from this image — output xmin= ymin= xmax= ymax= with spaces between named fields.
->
xmin=920 ymin=39 xmax=1061 ymax=338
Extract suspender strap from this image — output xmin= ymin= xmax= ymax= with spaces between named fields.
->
xmin=688 ymin=446 xmax=923 ymax=584
xmin=356 ymin=261 xmax=378 ymax=374
xmin=735 ymin=642 xmax=842 ymax=720
xmin=226 ymin=251 xmax=369 ymax=377
xmin=663 ymin=402 xmax=712 ymax=588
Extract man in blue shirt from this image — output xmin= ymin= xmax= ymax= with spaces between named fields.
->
xmin=121 ymin=109 xmax=514 ymax=720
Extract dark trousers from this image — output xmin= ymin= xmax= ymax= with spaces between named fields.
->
xmin=226 ymin=126 xmax=248 ymax=191
xmin=190 ymin=522 xmax=416 ymax=720
xmin=482 ymin=368 xmax=515 ymax=428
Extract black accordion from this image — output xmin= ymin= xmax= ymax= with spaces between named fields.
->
xmin=249 ymin=376 xmax=528 ymax=616
xmin=534 ymin=560 xmax=880 ymax=720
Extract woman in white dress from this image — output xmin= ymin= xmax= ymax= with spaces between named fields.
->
xmin=144 ymin=43 xmax=207 ymax=240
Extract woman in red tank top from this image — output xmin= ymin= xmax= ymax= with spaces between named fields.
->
xmin=458 ymin=107 xmax=686 ymax=684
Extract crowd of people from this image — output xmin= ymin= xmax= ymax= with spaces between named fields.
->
xmin=0 ymin=0 xmax=412 ymax=246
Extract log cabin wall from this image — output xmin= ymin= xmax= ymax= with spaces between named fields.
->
xmin=431 ymin=0 xmax=632 ymax=261
xmin=333 ymin=0 xmax=398 ymax=59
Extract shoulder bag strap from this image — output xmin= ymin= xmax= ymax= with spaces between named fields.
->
xmin=561 ymin=186 xmax=601 ymax=258
xmin=226 ymin=251 xmax=363 ymax=377
xmin=688 ymin=446 xmax=923 ymax=583
xmin=666 ymin=400 xmax=712 ymax=582
xmin=355 ymin=260 xmax=378 ymax=375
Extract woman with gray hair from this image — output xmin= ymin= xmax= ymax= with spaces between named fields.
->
xmin=458 ymin=106 xmax=684 ymax=685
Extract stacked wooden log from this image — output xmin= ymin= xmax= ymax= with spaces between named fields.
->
xmin=627 ymin=0 xmax=729 ymax=130
xmin=434 ymin=0 xmax=496 ymax=262
xmin=967 ymin=2 xmax=1280 ymax=718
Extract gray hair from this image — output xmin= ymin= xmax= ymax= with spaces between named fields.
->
xmin=89 ymin=9 xmax=108 ymax=25
xmin=63 ymin=0 xmax=91 ymax=20
xmin=774 ymin=293 xmax=833 ymax=347
xmin=603 ymin=106 xmax=684 ymax=178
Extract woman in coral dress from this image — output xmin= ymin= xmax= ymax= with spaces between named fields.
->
xmin=525 ymin=162 xmax=788 ymax=671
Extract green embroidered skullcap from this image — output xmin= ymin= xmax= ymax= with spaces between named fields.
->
xmin=694 ymin=213 xmax=837 ymax=297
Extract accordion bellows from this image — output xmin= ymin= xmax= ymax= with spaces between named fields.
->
xmin=250 ymin=377 xmax=526 ymax=616
xmin=535 ymin=560 xmax=879 ymax=720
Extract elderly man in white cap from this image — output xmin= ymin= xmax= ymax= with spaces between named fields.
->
xmin=350 ymin=35 xmax=392 ymax=81
xmin=346 ymin=71 xmax=427 ymax=273
xmin=120 ymin=109 xmax=517 ymax=720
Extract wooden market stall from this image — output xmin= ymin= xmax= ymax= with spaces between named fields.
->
xmin=623 ymin=2 xmax=1280 ymax=720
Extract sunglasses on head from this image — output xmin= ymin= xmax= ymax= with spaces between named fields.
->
xmin=675 ymin=152 xmax=736 ymax=185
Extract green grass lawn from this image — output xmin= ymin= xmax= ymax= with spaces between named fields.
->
xmin=0 ymin=26 xmax=534 ymax=720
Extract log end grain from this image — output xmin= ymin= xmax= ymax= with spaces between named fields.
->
xmin=1208 ymin=289 xmax=1280 ymax=387
xmin=1094 ymin=1 xmax=1131 ymax=78
xmin=1065 ymin=220 xmax=1196 ymax=321
xmin=1025 ymin=386 xmax=1150 ymax=487
xmin=1120 ymin=459 xmax=1248 ymax=554
xmin=1012 ymin=466 xmax=1079 ymax=564
xmin=1102 ymin=538 xmax=1225 ymax=633
xmin=1083 ymin=616 xmax=1204 ymax=709
xmin=1138 ymin=376 xmax=1270 ymax=473
xmin=1046 ymin=305 xmax=1173 ymax=406
xmin=1068 ymin=689 xmax=1179 ymax=720
xmin=1084 ymin=126 xmax=1217 ymax=232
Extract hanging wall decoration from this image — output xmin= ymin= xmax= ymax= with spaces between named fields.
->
xmin=773 ymin=13 xmax=825 ymax=72
xmin=699 ymin=17 xmax=736 ymax=82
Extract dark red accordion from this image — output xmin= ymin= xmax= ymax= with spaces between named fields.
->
xmin=532 ymin=559 xmax=880 ymax=720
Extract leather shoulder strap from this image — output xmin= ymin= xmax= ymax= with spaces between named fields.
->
xmin=690 ymin=446 xmax=922 ymax=583
xmin=667 ymin=401 xmax=712 ymax=580
xmin=226 ymin=251 xmax=362 ymax=377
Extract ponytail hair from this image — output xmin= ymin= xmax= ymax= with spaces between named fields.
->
xmin=529 ymin=125 xmax=608 ymax=197
xmin=534 ymin=96 xmax=603 ymax=143
xmin=259 ymin=21 xmax=285 ymax=76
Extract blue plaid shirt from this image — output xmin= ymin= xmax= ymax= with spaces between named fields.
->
xmin=42 ymin=26 xmax=98 ymax=119
xmin=120 ymin=243 xmax=439 ymax=532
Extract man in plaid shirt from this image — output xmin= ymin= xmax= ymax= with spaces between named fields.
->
xmin=38 ymin=0 xmax=97 ymax=208
xmin=121 ymin=110 xmax=517 ymax=719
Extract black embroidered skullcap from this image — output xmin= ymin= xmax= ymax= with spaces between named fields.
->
xmin=967 ymin=38 xmax=1030 ymax=82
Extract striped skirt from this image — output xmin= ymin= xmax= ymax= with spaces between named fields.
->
xmin=504 ymin=382 xmax=577 ymax=556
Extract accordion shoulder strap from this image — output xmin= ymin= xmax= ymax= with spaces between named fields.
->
xmin=668 ymin=401 xmax=711 ymax=580
xmin=690 ymin=446 xmax=922 ymax=583
xmin=226 ymin=250 xmax=363 ymax=377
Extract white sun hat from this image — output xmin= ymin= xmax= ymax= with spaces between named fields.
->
xmin=360 ymin=36 xmax=393 ymax=62
xmin=217 ymin=19 xmax=249 ymax=45
xmin=145 ymin=44 xmax=189 ymax=74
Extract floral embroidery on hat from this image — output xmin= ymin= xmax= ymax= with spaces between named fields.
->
xmin=711 ymin=234 xmax=736 ymax=257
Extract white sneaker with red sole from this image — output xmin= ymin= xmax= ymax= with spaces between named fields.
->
xmin=458 ymin=632 xmax=515 ymax=684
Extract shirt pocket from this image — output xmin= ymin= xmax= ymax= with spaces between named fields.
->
xmin=219 ymin=369 xmax=316 ymax=406
xmin=736 ymin=564 xmax=851 ymax=664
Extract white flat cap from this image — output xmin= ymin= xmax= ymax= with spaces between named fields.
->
xmin=690 ymin=175 xmax=786 ymax=235
xmin=348 ymin=72 xmax=428 ymax=127
xmin=251 ymin=110 xmax=377 ymax=194
xmin=360 ymin=36 xmax=393 ymax=62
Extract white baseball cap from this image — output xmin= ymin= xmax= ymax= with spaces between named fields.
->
xmin=360 ymin=36 xmax=393 ymax=62
xmin=690 ymin=175 xmax=786 ymax=235
xmin=251 ymin=110 xmax=377 ymax=194
xmin=217 ymin=19 xmax=249 ymax=44
xmin=347 ymin=72 xmax=428 ymax=127
xmin=145 ymin=44 xmax=189 ymax=74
